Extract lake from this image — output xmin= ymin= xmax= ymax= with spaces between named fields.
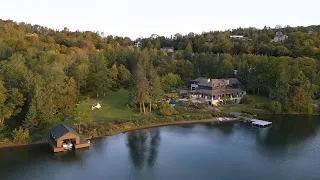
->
xmin=1 ymin=115 xmax=320 ymax=180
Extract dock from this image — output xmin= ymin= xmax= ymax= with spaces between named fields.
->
xmin=251 ymin=119 xmax=272 ymax=128
xmin=228 ymin=112 xmax=272 ymax=128
xmin=48 ymin=124 xmax=90 ymax=153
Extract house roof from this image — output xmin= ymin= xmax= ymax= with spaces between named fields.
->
xmin=191 ymin=77 xmax=242 ymax=87
xmin=226 ymin=78 xmax=241 ymax=85
xmin=190 ymin=88 xmax=245 ymax=96
xmin=50 ymin=124 xmax=79 ymax=139
xmin=191 ymin=77 xmax=212 ymax=87
xmin=212 ymin=88 xmax=244 ymax=95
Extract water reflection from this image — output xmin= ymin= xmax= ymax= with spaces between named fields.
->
xmin=256 ymin=115 xmax=320 ymax=147
xmin=201 ymin=123 xmax=234 ymax=136
xmin=126 ymin=129 xmax=160 ymax=169
xmin=2 ymin=116 xmax=320 ymax=180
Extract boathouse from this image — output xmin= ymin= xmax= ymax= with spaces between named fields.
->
xmin=48 ymin=124 xmax=90 ymax=153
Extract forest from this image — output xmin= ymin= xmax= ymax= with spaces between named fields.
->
xmin=0 ymin=19 xmax=319 ymax=144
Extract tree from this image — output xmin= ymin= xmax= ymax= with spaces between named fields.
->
xmin=269 ymin=101 xmax=282 ymax=113
xmin=173 ymin=60 xmax=195 ymax=82
xmin=147 ymin=64 xmax=164 ymax=113
xmin=130 ymin=50 xmax=149 ymax=114
xmin=23 ymin=99 xmax=38 ymax=131
xmin=12 ymin=127 xmax=30 ymax=144
xmin=216 ymin=59 xmax=234 ymax=78
xmin=72 ymin=63 xmax=89 ymax=93
xmin=290 ymin=86 xmax=312 ymax=114
xmin=158 ymin=102 xmax=176 ymax=116
xmin=161 ymin=73 xmax=183 ymax=92
xmin=72 ymin=101 xmax=93 ymax=133
xmin=118 ymin=64 xmax=131 ymax=89
xmin=110 ymin=63 xmax=119 ymax=89
xmin=0 ymin=40 xmax=12 ymax=60
xmin=87 ymin=53 xmax=112 ymax=97
xmin=0 ymin=80 xmax=24 ymax=126
xmin=183 ymin=41 xmax=193 ymax=60
xmin=61 ymin=77 xmax=77 ymax=116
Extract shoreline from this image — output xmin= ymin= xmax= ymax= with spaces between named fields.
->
xmin=0 ymin=117 xmax=242 ymax=149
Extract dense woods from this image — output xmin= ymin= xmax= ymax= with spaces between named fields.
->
xmin=0 ymin=19 xmax=320 ymax=143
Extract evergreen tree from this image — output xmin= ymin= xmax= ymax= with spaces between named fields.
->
xmin=130 ymin=50 xmax=149 ymax=114
xmin=118 ymin=64 xmax=131 ymax=89
xmin=147 ymin=64 xmax=164 ymax=113
xmin=87 ymin=53 xmax=112 ymax=97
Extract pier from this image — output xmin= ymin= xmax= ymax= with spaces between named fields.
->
xmin=229 ymin=112 xmax=272 ymax=128
xmin=251 ymin=119 xmax=272 ymax=128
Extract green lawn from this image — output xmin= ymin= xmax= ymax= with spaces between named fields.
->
xmin=219 ymin=94 xmax=270 ymax=114
xmin=313 ymin=99 xmax=320 ymax=105
xmin=86 ymin=90 xmax=157 ymax=122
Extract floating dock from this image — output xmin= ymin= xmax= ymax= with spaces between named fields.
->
xmin=251 ymin=119 xmax=272 ymax=128
xmin=48 ymin=124 xmax=90 ymax=153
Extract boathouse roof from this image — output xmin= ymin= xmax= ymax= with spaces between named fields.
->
xmin=50 ymin=124 xmax=79 ymax=139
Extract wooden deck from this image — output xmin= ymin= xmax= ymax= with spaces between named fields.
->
xmin=48 ymin=138 xmax=90 ymax=153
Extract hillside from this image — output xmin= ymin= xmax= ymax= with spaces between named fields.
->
xmin=0 ymin=19 xmax=319 ymax=143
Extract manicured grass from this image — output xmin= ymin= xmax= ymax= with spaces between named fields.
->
xmin=246 ymin=95 xmax=269 ymax=103
xmin=219 ymin=94 xmax=270 ymax=114
xmin=86 ymin=90 xmax=158 ymax=122
xmin=313 ymin=99 xmax=320 ymax=105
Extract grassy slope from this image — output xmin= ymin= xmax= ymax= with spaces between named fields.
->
xmin=86 ymin=90 xmax=157 ymax=122
xmin=219 ymin=95 xmax=270 ymax=114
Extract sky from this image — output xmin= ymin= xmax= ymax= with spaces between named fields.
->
xmin=1 ymin=0 xmax=319 ymax=39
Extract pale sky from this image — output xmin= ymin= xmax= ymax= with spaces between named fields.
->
xmin=1 ymin=0 xmax=319 ymax=39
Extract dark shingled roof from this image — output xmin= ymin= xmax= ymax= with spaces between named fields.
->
xmin=226 ymin=78 xmax=241 ymax=85
xmin=50 ymin=124 xmax=79 ymax=139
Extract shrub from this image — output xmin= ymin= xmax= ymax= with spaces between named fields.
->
xmin=0 ymin=125 xmax=10 ymax=142
xmin=269 ymin=101 xmax=282 ymax=113
xmin=173 ymin=115 xmax=184 ymax=121
xmin=240 ymin=96 xmax=253 ymax=104
xmin=253 ymin=103 xmax=265 ymax=109
xmin=225 ymin=99 xmax=235 ymax=105
xmin=195 ymin=103 xmax=207 ymax=110
xmin=12 ymin=127 xmax=31 ymax=144
xmin=175 ymin=106 xmax=186 ymax=113
xmin=158 ymin=102 xmax=176 ymax=116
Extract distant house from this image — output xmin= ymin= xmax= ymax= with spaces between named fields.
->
xmin=270 ymin=31 xmax=288 ymax=42
xmin=230 ymin=35 xmax=251 ymax=41
xmin=134 ymin=41 xmax=141 ymax=48
xmin=25 ymin=33 xmax=38 ymax=37
xmin=160 ymin=46 xmax=174 ymax=53
xmin=308 ymin=29 xmax=314 ymax=35
xmin=230 ymin=35 xmax=244 ymax=39
xmin=188 ymin=77 xmax=246 ymax=106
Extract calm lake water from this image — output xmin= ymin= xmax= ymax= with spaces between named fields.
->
xmin=1 ymin=115 xmax=320 ymax=180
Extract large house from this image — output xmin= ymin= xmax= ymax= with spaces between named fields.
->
xmin=270 ymin=31 xmax=288 ymax=43
xmin=189 ymin=77 xmax=246 ymax=106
